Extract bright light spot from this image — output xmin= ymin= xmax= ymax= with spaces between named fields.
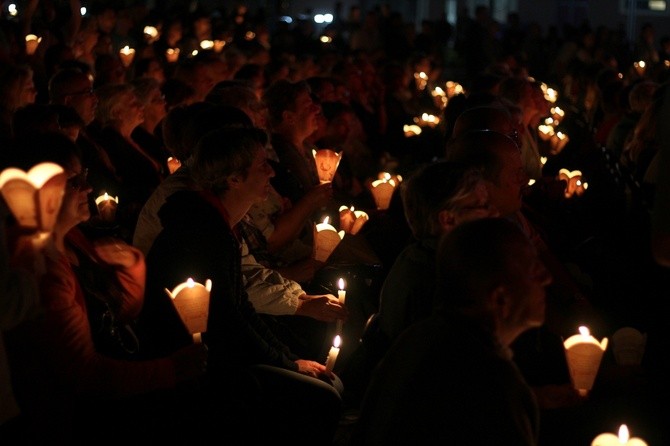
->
xmin=279 ymin=16 xmax=293 ymax=24
xmin=649 ymin=0 xmax=666 ymax=11
xmin=320 ymin=35 xmax=332 ymax=43
xmin=323 ymin=14 xmax=333 ymax=23
xmin=80 ymin=6 xmax=87 ymax=15
xmin=8 ymin=4 xmax=17 ymax=16
xmin=191 ymin=49 xmax=198 ymax=56
xmin=578 ymin=326 xmax=590 ymax=336
xmin=245 ymin=31 xmax=256 ymax=40
xmin=314 ymin=14 xmax=325 ymax=24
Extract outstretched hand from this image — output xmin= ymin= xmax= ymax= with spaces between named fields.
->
xmin=295 ymin=294 xmax=348 ymax=322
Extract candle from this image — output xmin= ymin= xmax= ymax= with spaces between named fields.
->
xmin=143 ymin=26 xmax=159 ymax=43
xmin=403 ymin=124 xmax=422 ymax=137
xmin=550 ymin=131 xmax=570 ymax=155
xmin=414 ymin=72 xmax=428 ymax=90
xmin=370 ymin=173 xmax=399 ymax=210
xmin=118 ymin=46 xmax=135 ymax=68
xmin=324 ymin=335 xmax=341 ymax=373
xmin=338 ymin=205 xmax=368 ymax=235
xmin=200 ymin=39 xmax=214 ymax=50
xmin=564 ymin=326 xmax=608 ymax=396
xmin=213 ymin=39 xmax=226 ymax=53
xmin=538 ymin=124 xmax=555 ymax=141
xmin=0 ymin=162 xmax=66 ymax=233
xmin=25 ymin=34 xmax=42 ymax=56
xmin=95 ymin=192 xmax=119 ymax=222
xmin=633 ymin=60 xmax=646 ymax=77
xmin=313 ymin=216 xmax=345 ymax=262
xmin=312 ymin=148 xmax=343 ymax=183
xmin=336 ymin=278 xmax=346 ymax=334
xmin=413 ymin=113 xmax=440 ymax=128
xmin=165 ymin=278 xmax=212 ymax=344
xmin=167 ymin=157 xmax=181 ymax=174
xmin=445 ymin=81 xmax=464 ymax=98
xmin=592 ymin=424 xmax=648 ymax=446
xmin=558 ymin=169 xmax=587 ymax=198
xmin=551 ymin=106 xmax=565 ymax=123
xmin=165 ymin=48 xmax=180 ymax=63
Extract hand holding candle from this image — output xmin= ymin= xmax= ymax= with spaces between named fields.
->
xmin=324 ymin=335 xmax=342 ymax=374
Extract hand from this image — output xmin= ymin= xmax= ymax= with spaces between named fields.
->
xmin=304 ymin=182 xmax=333 ymax=209
xmin=93 ymin=237 xmax=142 ymax=268
xmin=532 ymin=384 xmax=587 ymax=409
xmin=171 ymin=342 xmax=208 ymax=383
xmin=295 ymin=294 xmax=348 ymax=322
xmin=295 ymin=359 xmax=326 ymax=378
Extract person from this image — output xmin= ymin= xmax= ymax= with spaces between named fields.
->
xmin=651 ymin=83 xmax=670 ymax=266
xmin=339 ymin=161 xmax=498 ymax=408
xmin=2 ymin=132 xmax=207 ymax=444
xmin=134 ymin=102 xmax=347 ymax=360
xmin=348 ymin=217 xmax=552 ymax=445
xmin=144 ymin=127 xmax=344 ymax=443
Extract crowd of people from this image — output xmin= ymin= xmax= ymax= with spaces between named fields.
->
xmin=1 ymin=1 xmax=670 ymax=445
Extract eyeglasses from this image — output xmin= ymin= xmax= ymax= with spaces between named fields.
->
xmin=507 ymin=128 xmax=521 ymax=149
xmin=67 ymin=168 xmax=89 ymax=190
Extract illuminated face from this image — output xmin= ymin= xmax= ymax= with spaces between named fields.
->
xmin=289 ymin=90 xmax=320 ymax=138
xmin=64 ymin=76 xmax=98 ymax=125
xmin=241 ymin=147 xmax=275 ymax=203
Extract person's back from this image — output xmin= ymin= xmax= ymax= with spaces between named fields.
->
xmin=349 ymin=218 xmax=549 ymax=445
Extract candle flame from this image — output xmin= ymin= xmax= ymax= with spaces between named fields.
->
xmin=540 ymin=157 xmax=547 ymax=165
xmin=579 ymin=326 xmax=590 ymax=336
xmin=618 ymin=424 xmax=629 ymax=442
xmin=583 ymin=182 xmax=589 ymax=190
xmin=186 ymin=278 xmax=195 ymax=288
xmin=528 ymin=179 xmax=536 ymax=186
xmin=322 ymin=216 xmax=330 ymax=225
xmin=338 ymin=278 xmax=345 ymax=290
xmin=333 ymin=335 xmax=341 ymax=348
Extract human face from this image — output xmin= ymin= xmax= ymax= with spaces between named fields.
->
xmin=19 ymin=75 xmax=37 ymax=107
xmin=485 ymin=145 xmax=527 ymax=217
xmin=450 ymin=181 xmax=499 ymax=227
xmin=241 ymin=147 xmax=275 ymax=203
xmin=59 ymin=159 xmax=93 ymax=232
xmin=64 ymin=76 xmax=98 ymax=125
xmin=145 ymin=88 xmax=167 ymax=123
xmin=289 ymin=90 xmax=320 ymax=139
xmin=116 ymin=91 xmax=144 ymax=129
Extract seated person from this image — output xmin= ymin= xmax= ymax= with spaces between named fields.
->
xmin=143 ymin=127 xmax=344 ymax=443
xmin=339 ymin=161 xmax=497 ymax=408
xmin=349 ymin=218 xmax=552 ymax=445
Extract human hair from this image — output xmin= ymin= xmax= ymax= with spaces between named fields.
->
xmin=451 ymin=105 xmax=513 ymax=140
xmin=191 ymin=127 xmax=268 ymax=196
xmin=262 ymin=79 xmax=311 ymax=128
xmin=205 ymin=80 xmax=259 ymax=111
xmin=434 ymin=217 xmax=529 ymax=311
xmin=0 ymin=64 xmax=34 ymax=114
xmin=401 ymin=161 xmax=483 ymax=239
xmin=161 ymin=102 xmax=212 ymax=160
xmin=444 ymin=130 xmax=517 ymax=184
xmin=130 ymin=77 xmax=161 ymax=105
xmin=12 ymin=104 xmax=60 ymax=139
xmin=94 ymin=83 xmax=136 ymax=127
xmin=7 ymin=131 xmax=81 ymax=172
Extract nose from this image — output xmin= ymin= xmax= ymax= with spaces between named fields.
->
xmin=537 ymin=261 xmax=553 ymax=286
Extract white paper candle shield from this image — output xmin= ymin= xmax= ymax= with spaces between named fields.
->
xmin=119 ymin=46 xmax=136 ymax=68
xmin=338 ymin=205 xmax=368 ymax=235
xmin=591 ymin=424 xmax=648 ymax=446
xmin=25 ymin=34 xmax=42 ymax=55
xmin=611 ymin=327 xmax=646 ymax=366
xmin=370 ymin=174 xmax=398 ymax=210
xmin=324 ymin=335 xmax=341 ymax=373
xmin=165 ymin=48 xmax=180 ymax=63
xmin=95 ymin=193 xmax=119 ymax=222
xmin=313 ymin=217 xmax=345 ymax=262
xmin=312 ymin=149 xmax=343 ymax=183
xmin=0 ymin=162 xmax=67 ymax=233
xmin=550 ymin=131 xmax=570 ymax=155
xmin=563 ymin=326 xmax=608 ymax=396
xmin=165 ymin=278 xmax=212 ymax=343
xmin=558 ymin=169 xmax=588 ymax=198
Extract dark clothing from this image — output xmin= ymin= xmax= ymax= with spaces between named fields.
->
xmin=269 ymin=133 xmax=317 ymax=205
xmin=144 ymin=189 xmax=299 ymax=373
xmin=350 ymin=312 xmax=540 ymax=446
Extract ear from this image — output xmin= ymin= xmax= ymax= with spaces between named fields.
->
xmin=437 ymin=209 xmax=457 ymax=233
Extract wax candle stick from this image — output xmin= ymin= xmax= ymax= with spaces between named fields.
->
xmin=563 ymin=326 xmax=608 ymax=396
xmin=336 ymin=278 xmax=346 ymax=334
xmin=324 ymin=335 xmax=341 ymax=373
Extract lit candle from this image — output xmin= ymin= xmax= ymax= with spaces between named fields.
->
xmin=558 ymin=169 xmax=586 ymax=198
xmin=414 ymin=72 xmax=428 ymax=90
xmin=118 ymin=45 xmax=135 ymax=68
xmin=563 ymin=326 xmax=608 ymax=396
xmin=143 ymin=26 xmax=159 ymax=43
xmin=0 ymin=162 xmax=66 ymax=233
xmin=591 ymin=424 xmax=648 ymax=446
xmin=413 ymin=113 xmax=440 ymax=128
xmin=313 ymin=217 xmax=345 ymax=262
xmin=95 ymin=192 xmax=119 ymax=222
xmin=633 ymin=60 xmax=646 ymax=77
xmin=167 ymin=157 xmax=181 ymax=174
xmin=25 ymin=34 xmax=42 ymax=56
xmin=336 ymin=278 xmax=346 ymax=333
xmin=445 ymin=81 xmax=464 ymax=98
xmin=213 ymin=39 xmax=226 ymax=52
xmin=338 ymin=205 xmax=368 ymax=235
xmin=403 ymin=124 xmax=422 ymax=137
xmin=538 ymin=124 xmax=555 ymax=141
xmin=165 ymin=278 xmax=212 ymax=344
xmin=324 ymin=335 xmax=341 ymax=373
xmin=550 ymin=131 xmax=570 ymax=154
xmin=370 ymin=174 xmax=398 ymax=210
xmin=200 ymin=39 xmax=214 ymax=50
xmin=551 ymin=106 xmax=565 ymax=123
xmin=312 ymin=148 xmax=343 ymax=183
xmin=165 ymin=48 xmax=180 ymax=63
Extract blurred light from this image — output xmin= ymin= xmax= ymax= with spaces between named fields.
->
xmin=320 ymin=35 xmax=332 ymax=43
xmin=8 ymin=4 xmax=17 ymax=16
xmin=245 ymin=31 xmax=255 ymax=40
xmin=314 ymin=14 xmax=325 ymax=23
xmin=649 ymin=1 xmax=666 ymax=10
xmin=279 ymin=16 xmax=293 ymax=24
xmin=80 ymin=6 xmax=87 ymax=15
xmin=323 ymin=14 xmax=333 ymax=23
